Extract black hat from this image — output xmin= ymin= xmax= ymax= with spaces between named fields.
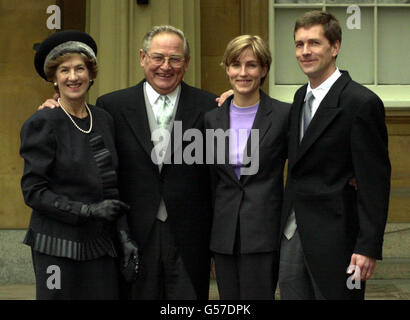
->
xmin=34 ymin=30 xmax=97 ymax=81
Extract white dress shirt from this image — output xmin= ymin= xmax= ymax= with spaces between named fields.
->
xmin=144 ymin=81 xmax=180 ymax=121
xmin=305 ymin=68 xmax=342 ymax=118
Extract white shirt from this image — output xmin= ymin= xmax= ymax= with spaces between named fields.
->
xmin=144 ymin=81 xmax=180 ymax=121
xmin=305 ymin=68 xmax=342 ymax=118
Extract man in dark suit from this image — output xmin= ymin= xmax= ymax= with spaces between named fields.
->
xmin=278 ymin=11 xmax=391 ymax=300
xmin=94 ymin=25 xmax=216 ymax=300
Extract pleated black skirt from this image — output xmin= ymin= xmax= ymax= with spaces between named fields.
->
xmin=31 ymin=249 xmax=120 ymax=300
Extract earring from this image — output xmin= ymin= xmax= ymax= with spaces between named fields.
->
xmin=89 ymin=80 xmax=94 ymax=84
xmin=53 ymin=82 xmax=58 ymax=87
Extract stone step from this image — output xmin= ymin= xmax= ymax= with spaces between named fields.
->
xmin=372 ymin=258 xmax=410 ymax=279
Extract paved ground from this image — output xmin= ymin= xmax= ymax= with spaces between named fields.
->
xmin=1 ymin=279 xmax=409 ymax=300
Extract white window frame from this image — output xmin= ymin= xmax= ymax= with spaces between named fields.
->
xmin=268 ymin=0 xmax=410 ymax=107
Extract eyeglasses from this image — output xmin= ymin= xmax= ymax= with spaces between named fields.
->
xmin=146 ymin=53 xmax=185 ymax=68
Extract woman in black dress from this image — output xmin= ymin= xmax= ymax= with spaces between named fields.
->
xmin=20 ymin=31 xmax=137 ymax=299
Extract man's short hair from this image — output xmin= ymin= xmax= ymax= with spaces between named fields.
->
xmin=142 ymin=25 xmax=190 ymax=58
xmin=294 ymin=10 xmax=342 ymax=45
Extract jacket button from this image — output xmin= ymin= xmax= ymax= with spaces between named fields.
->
xmin=54 ymin=201 xmax=60 ymax=208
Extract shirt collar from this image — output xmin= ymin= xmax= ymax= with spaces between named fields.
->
xmin=145 ymin=81 xmax=180 ymax=107
xmin=305 ymin=68 xmax=342 ymax=102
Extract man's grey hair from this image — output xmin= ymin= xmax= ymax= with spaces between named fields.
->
xmin=142 ymin=25 xmax=190 ymax=58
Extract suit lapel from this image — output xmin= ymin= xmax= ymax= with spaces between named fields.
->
xmin=173 ymin=82 xmax=201 ymax=137
xmin=121 ymin=81 xmax=155 ymax=159
xmin=240 ymin=91 xmax=272 ymax=185
xmin=216 ymin=97 xmax=241 ymax=184
xmin=291 ymin=72 xmax=351 ymax=170
xmin=161 ymin=82 xmax=202 ymax=168
xmin=288 ymin=85 xmax=306 ymax=170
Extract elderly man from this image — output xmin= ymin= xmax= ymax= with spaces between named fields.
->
xmin=97 ymin=26 xmax=216 ymax=300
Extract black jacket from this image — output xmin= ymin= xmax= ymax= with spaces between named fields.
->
xmin=96 ymin=80 xmax=217 ymax=299
xmin=20 ymin=105 xmax=119 ymax=260
xmin=281 ymin=71 xmax=391 ymax=299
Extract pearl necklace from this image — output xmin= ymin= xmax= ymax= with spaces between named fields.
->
xmin=58 ymin=98 xmax=93 ymax=134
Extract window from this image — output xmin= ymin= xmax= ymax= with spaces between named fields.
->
xmin=268 ymin=0 xmax=410 ymax=107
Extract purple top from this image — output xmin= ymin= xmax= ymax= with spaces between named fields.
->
xmin=229 ymin=100 xmax=259 ymax=179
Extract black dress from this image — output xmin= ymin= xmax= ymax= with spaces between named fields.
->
xmin=20 ymin=105 xmax=122 ymax=299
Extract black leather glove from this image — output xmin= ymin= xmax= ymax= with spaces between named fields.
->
xmin=80 ymin=200 xmax=129 ymax=222
xmin=118 ymin=230 xmax=139 ymax=267
xmin=118 ymin=230 xmax=140 ymax=282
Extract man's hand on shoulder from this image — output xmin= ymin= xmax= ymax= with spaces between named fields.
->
xmin=216 ymin=89 xmax=234 ymax=107
xmin=38 ymin=93 xmax=60 ymax=110
xmin=349 ymin=177 xmax=358 ymax=191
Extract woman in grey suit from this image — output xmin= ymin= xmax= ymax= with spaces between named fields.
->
xmin=204 ymin=35 xmax=290 ymax=299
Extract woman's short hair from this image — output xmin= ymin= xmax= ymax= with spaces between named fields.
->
xmin=221 ymin=35 xmax=272 ymax=85
xmin=44 ymin=53 xmax=98 ymax=92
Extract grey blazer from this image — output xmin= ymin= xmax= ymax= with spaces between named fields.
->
xmin=204 ymin=90 xmax=290 ymax=254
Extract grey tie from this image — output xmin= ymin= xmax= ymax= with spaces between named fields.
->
xmin=155 ymin=95 xmax=172 ymax=223
xmin=283 ymin=92 xmax=315 ymax=240
xmin=157 ymin=95 xmax=173 ymax=129
xmin=302 ymin=91 xmax=314 ymax=136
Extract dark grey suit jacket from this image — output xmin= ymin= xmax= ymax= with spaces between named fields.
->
xmin=204 ymin=91 xmax=290 ymax=254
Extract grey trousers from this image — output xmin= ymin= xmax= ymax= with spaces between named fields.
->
xmin=214 ymin=251 xmax=279 ymax=300
xmin=278 ymin=230 xmax=325 ymax=300
xmin=131 ymin=219 xmax=196 ymax=300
